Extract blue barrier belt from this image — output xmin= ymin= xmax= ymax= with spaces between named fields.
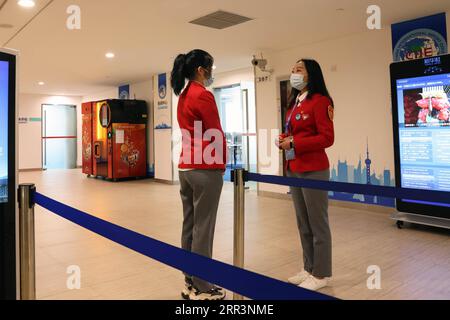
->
xmin=34 ymin=192 xmax=334 ymax=300
xmin=247 ymin=172 xmax=450 ymax=205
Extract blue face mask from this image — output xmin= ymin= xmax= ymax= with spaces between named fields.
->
xmin=290 ymin=73 xmax=307 ymax=91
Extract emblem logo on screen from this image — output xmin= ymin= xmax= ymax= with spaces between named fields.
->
xmin=393 ymin=28 xmax=447 ymax=62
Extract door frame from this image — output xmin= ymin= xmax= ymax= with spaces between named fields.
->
xmin=40 ymin=103 xmax=78 ymax=170
xmin=213 ymin=83 xmax=255 ymax=170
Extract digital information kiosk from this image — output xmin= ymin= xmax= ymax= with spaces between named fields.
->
xmin=391 ymin=54 xmax=450 ymax=229
xmin=0 ymin=49 xmax=17 ymax=299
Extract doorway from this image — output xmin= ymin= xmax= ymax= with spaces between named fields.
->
xmin=41 ymin=104 xmax=77 ymax=170
xmin=214 ymin=83 xmax=257 ymax=188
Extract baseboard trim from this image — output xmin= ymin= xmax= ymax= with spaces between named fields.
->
xmin=18 ymin=168 xmax=43 ymax=172
xmin=257 ymin=190 xmax=395 ymax=214
xmin=153 ymin=178 xmax=180 ymax=186
xmin=258 ymin=190 xmax=290 ymax=201
xmin=329 ymin=199 xmax=395 ymax=214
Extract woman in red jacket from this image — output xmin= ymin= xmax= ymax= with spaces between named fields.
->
xmin=171 ymin=49 xmax=227 ymax=301
xmin=277 ymin=59 xmax=335 ymax=291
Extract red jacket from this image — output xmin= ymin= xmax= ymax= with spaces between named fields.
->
xmin=177 ymin=81 xmax=227 ymax=170
xmin=285 ymin=93 xmax=334 ymax=173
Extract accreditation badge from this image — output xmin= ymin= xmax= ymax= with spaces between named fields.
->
xmin=285 ymin=149 xmax=296 ymax=161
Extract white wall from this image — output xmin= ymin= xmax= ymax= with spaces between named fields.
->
xmin=81 ymin=88 xmax=117 ymax=104
xmin=172 ymin=89 xmax=180 ymax=182
xmin=212 ymin=67 xmax=255 ymax=87
xmin=256 ymin=11 xmax=450 ymax=194
xmin=153 ymin=73 xmax=174 ymax=181
xmin=18 ymin=94 xmax=82 ymax=170
xmin=129 ymin=79 xmax=154 ymax=171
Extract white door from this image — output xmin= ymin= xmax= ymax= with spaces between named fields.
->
xmin=42 ymin=104 xmax=77 ymax=169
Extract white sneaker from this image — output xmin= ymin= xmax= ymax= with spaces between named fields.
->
xmin=181 ymin=278 xmax=194 ymax=300
xmin=288 ymin=270 xmax=311 ymax=285
xmin=299 ymin=275 xmax=329 ymax=291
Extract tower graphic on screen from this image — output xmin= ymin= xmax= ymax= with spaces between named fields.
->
xmin=365 ymin=139 xmax=372 ymax=185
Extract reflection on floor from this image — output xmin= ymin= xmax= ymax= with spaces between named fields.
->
xmin=20 ymin=169 xmax=450 ymax=300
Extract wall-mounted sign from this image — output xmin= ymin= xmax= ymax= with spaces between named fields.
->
xmin=392 ymin=13 xmax=448 ymax=62
xmin=158 ymin=73 xmax=167 ymax=99
xmin=119 ymin=84 xmax=130 ymax=99
xmin=154 ymin=73 xmax=171 ymax=130
xmin=157 ymin=101 xmax=168 ymax=110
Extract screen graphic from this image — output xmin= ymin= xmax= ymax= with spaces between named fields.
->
xmin=396 ymin=73 xmax=450 ymax=207
xmin=0 ymin=61 xmax=8 ymax=203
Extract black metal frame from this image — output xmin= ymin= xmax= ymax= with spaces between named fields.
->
xmin=0 ymin=51 xmax=17 ymax=299
xmin=390 ymin=54 xmax=450 ymax=220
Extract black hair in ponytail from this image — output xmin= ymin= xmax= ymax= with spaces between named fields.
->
xmin=170 ymin=49 xmax=214 ymax=96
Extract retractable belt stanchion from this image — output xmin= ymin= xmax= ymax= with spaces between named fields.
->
xmin=233 ymin=169 xmax=246 ymax=300
xmin=18 ymin=184 xmax=36 ymax=300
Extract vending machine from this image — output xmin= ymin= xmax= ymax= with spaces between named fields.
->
xmin=0 ymin=49 xmax=17 ymax=299
xmin=82 ymin=99 xmax=148 ymax=181
xmin=391 ymin=54 xmax=450 ymax=228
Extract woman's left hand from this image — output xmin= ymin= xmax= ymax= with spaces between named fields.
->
xmin=279 ymin=136 xmax=292 ymax=150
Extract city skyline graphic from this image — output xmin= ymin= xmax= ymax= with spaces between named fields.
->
xmin=329 ymin=139 xmax=396 ymax=207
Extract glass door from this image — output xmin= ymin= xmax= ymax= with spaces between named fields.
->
xmin=42 ymin=104 xmax=77 ymax=169
xmin=214 ymin=85 xmax=244 ymax=169
xmin=214 ymin=83 xmax=257 ymax=190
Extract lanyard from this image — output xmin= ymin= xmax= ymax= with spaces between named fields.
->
xmin=285 ymin=99 xmax=301 ymax=134
xmin=285 ymin=92 xmax=308 ymax=134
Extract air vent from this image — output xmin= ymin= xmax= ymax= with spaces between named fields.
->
xmin=189 ymin=10 xmax=252 ymax=30
xmin=0 ymin=24 xmax=13 ymax=29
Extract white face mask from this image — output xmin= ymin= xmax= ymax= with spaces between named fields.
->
xmin=290 ymin=73 xmax=307 ymax=91
xmin=204 ymin=75 xmax=214 ymax=87
xmin=201 ymin=67 xmax=214 ymax=87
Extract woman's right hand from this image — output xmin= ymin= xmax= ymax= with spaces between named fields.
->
xmin=275 ymin=134 xmax=287 ymax=149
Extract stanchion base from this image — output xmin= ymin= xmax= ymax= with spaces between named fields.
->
xmin=391 ymin=212 xmax=450 ymax=230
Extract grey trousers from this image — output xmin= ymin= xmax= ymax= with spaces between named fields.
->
xmin=179 ymin=169 xmax=224 ymax=291
xmin=287 ymin=169 xmax=332 ymax=278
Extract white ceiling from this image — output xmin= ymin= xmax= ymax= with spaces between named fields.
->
xmin=1 ymin=0 xmax=450 ymax=96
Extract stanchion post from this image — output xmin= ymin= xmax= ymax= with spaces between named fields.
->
xmin=18 ymin=183 xmax=36 ymax=300
xmin=233 ymin=169 xmax=245 ymax=300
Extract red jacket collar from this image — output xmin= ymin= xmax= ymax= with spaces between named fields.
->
xmin=188 ymin=80 xmax=205 ymax=89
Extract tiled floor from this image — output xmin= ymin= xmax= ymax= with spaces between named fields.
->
xmin=19 ymin=169 xmax=450 ymax=300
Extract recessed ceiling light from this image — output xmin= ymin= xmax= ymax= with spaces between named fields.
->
xmin=212 ymin=65 xmax=217 ymax=70
xmin=105 ymin=52 xmax=115 ymax=59
xmin=18 ymin=0 xmax=36 ymax=8
xmin=38 ymin=81 xmax=45 ymax=86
